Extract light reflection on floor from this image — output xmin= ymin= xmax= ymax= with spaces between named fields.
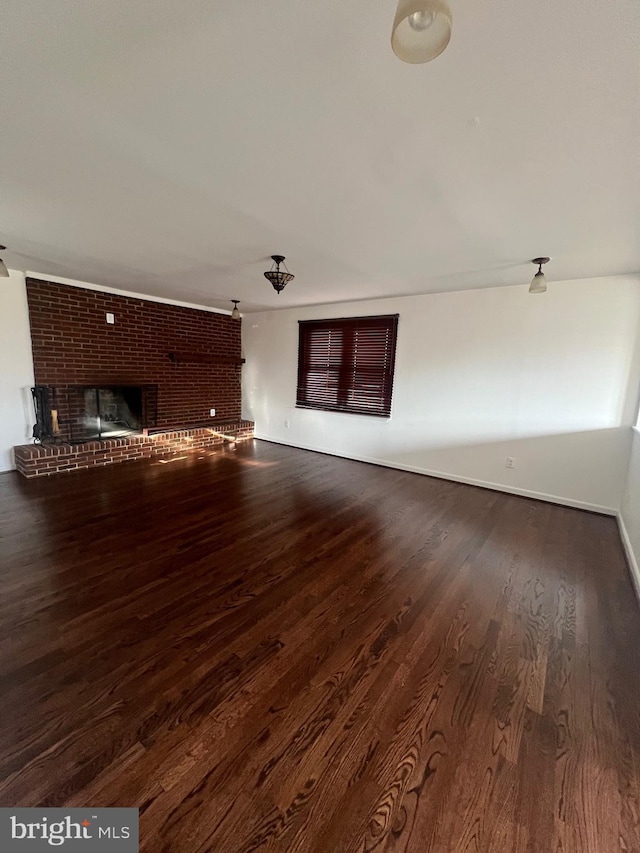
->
xmin=150 ymin=440 xmax=276 ymax=469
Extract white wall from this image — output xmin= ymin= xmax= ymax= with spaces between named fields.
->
xmin=615 ymin=299 xmax=640 ymax=600
xmin=0 ymin=270 xmax=35 ymax=471
xmin=620 ymin=431 xmax=640 ymax=598
xmin=243 ymin=275 xmax=640 ymax=513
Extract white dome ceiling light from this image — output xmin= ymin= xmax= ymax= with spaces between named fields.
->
xmin=391 ymin=0 xmax=453 ymax=64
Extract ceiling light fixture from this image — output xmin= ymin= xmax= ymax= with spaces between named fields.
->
xmin=392 ymin=0 xmax=452 ymax=64
xmin=264 ymin=255 xmax=294 ymax=295
xmin=529 ymin=257 xmax=550 ymax=294
xmin=0 ymin=246 xmax=9 ymax=277
xmin=230 ymin=300 xmax=241 ymax=320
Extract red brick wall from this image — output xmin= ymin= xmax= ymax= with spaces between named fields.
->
xmin=14 ymin=422 xmax=255 ymax=477
xmin=26 ymin=279 xmax=242 ymax=438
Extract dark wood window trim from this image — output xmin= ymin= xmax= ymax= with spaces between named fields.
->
xmin=296 ymin=315 xmax=399 ymax=418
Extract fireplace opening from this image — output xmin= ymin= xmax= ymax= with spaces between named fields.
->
xmin=85 ymin=387 xmax=142 ymax=439
xmin=67 ymin=385 xmax=158 ymax=442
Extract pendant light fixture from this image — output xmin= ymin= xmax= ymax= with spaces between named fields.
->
xmin=230 ymin=300 xmax=241 ymax=320
xmin=0 ymin=246 xmax=9 ymax=277
xmin=392 ymin=0 xmax=452 ymax=64
xmin=529 ymin=257 xmax=550 ymax=294
xmin=264 ymin=255 xmax=294 ymax=295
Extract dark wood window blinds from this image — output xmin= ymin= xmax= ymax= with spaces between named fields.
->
xmin=296 ymin=315 xmax=399 ymax=418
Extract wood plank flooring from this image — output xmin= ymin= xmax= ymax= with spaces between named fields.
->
xmin=1 ymin=439 xmax=639 ymax=851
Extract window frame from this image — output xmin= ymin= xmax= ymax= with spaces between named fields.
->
xmin=296 ymin=314 xmax=399 ymax=419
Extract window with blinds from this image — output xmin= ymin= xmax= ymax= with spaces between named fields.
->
xmin=296 ymin=315 xmax=399 ymax=418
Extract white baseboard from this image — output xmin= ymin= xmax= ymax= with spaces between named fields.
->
xmin=616 ymin=512 xmax=640 ymax=602
xmin=255 ymin=434 xmax=617 ymax=516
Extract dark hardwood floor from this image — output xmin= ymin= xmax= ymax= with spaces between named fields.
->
xmin=1 ymin=440 xmax=639 ymax=852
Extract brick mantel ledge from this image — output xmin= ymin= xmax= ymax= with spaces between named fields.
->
xmin=14 ymin=421 xmax=254 ymax=478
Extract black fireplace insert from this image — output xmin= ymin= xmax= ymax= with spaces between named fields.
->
xmin=31 ymin=384 xmax=159 ymax=443
xmin=68 ymin=385 xmax=158 ymax=441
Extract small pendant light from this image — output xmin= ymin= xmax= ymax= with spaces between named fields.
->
xmin=230 ymin=300 xmax=241 ymax=320
xmin=0 ymin=246 xmax=9 ymax=277
xmin=529 ymin=257 xmax=550 ymax=294
xmin=264 ymin=255 xmax=294 ymax=295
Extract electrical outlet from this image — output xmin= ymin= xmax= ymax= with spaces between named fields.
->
xmin=284 ymin=420 xmax=290 ymax=429
xmin=506 ymin=456 xmax=515 ymax=468
xmin=106 ymin=312 xmax=115 ymax=324
xmin=210 ymin=408 xmax=216 ymax=417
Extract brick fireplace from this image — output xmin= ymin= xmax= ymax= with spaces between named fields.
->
xmin=16 ymin=279 xmax=253 ymax=475
xmin=27 ymin=278 xmax=243 ymax=433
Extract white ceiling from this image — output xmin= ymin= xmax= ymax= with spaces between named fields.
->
xmin=1 ymin=0 xmax=639 ymax=312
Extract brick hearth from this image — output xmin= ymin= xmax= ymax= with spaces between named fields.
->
xmin=14 ymin=421 xmax=254 ymax=478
